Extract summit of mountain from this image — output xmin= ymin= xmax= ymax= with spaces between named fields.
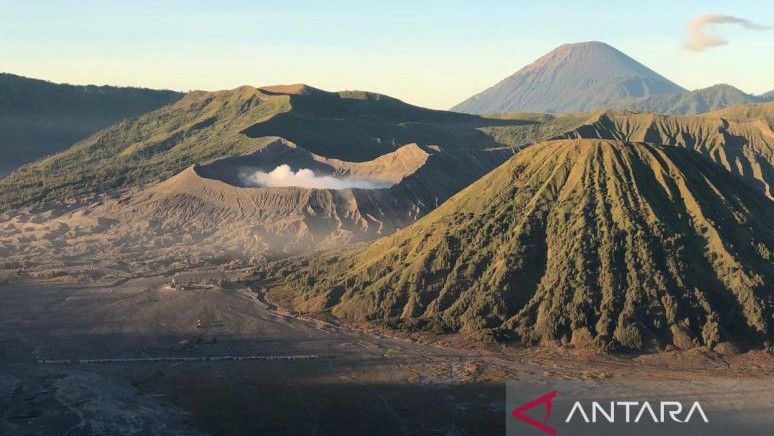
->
xmin=452 ymin=41 xmax=685 ymax=114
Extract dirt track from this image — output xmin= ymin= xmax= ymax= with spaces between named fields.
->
xmin=1 ymin=271 xmax=772 ymax=435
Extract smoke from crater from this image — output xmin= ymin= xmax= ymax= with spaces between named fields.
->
xmin=240 ymin=164 xmax=392 ymax=190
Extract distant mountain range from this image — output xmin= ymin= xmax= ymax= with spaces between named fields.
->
xmin=0 ymin=73 xmax=182 ymax=175
xmin=452 ymin=41 xmax=774 ymax=115
xmin=608 ymin=83 xmax=769 ymax=115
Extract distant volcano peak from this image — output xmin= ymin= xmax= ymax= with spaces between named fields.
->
xmin=452 ymin=42 xmax=684 ymax=114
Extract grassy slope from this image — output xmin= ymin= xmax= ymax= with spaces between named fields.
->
xmin=0 ymin=86 xmax=588 ymax=211
xmin=267 ymin=139 xmax=774 ymax=351
xmin=0 ymin=73 xmax=182 ymax=173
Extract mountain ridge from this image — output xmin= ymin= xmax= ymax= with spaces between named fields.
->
xmin=0 ymin=83 xmax=588 ymax=211
xmin=0 ymin=72 xmax=182 ymax=175
xmin=556 ymin=109 xmax=774 ymax=199
xmin=608 ymin=84 xmax=774 ymax=115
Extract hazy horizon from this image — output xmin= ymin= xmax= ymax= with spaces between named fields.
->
xmin=2 ymin=0 xmax=772 ymax=109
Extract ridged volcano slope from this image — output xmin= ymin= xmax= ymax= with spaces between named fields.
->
xmin=267 ymin=139 xmax=774 ymax=351
xmin=561 ymin=110 xmax=774 ymax=199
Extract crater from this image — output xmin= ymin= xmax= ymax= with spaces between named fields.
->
xmin=195 ymin=139 xmax=430 ymax=190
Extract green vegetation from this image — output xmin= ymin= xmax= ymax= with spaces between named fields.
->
xmin=0 ymin=85 xmax=588 ymax=211
xmin=0 ymin=72 xmax=182 ymax=175
xmin=264 ymin=139 xmax=774 ymax=351
xmin=4 ymin=76 xmax=774 ymax=354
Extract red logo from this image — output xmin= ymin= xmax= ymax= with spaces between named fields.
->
xmin=511 ymin=391 xmax=557 ymax=436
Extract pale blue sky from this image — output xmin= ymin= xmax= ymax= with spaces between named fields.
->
xmin=1 ymin=1 xmax=772 ymax=109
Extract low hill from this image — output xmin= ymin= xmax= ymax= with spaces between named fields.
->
xmin=452 ymin=41 xmax=685 ymax=114
xmin=701 ymin=101 xmax=774 ymax=121
xmin=0 ymin=73 xmax=182 ymax=175
xmin=265 ymin=139 xmax=774 ymax=351
xmin=608 ymin=84 xmax=768 ymax=115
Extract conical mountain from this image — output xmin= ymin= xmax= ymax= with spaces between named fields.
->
xmin=267 ymin=139 xmax=774 ymax=351
xmin=452 ymin=41 xmax=684 ymax=114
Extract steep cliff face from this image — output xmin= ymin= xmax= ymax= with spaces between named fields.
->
xmin=266 ymin=139 xmax=774 ymax=351
xmin=559 ymin=110 xmax=774 ymax=199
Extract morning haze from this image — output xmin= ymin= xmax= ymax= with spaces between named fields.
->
xmin=1 ymin=1 xmax=772 ymax=109
xmin=1 ymin=2 xmax=772 ymax=435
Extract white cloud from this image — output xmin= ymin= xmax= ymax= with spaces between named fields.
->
xmin=240 ymin=165 xmax=391 ymax=190
xmin=685 ymin=14 xmax=770 ymax=51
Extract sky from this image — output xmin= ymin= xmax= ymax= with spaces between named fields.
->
xmin=1 ymin=1 xmax=772 ymax=109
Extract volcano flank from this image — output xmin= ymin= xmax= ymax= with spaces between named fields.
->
xmin=266 ymin=139 xmax=774 ymax=351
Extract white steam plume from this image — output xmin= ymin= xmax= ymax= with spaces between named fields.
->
xmin=685 ymin=14 xmax=769 ymax=51
xmin=240 ymin=165 xmax=392 ymax=190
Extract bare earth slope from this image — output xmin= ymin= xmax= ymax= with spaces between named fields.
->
xmin=4 ymin=103 xmax=774 ymax=281
xmin=0 ymin=84 xmax=593 ymax=277
xmin=0 ymin=138 xmax=512 ymax=277
xmin=266 ymin=139 xmax=774 ymax=352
